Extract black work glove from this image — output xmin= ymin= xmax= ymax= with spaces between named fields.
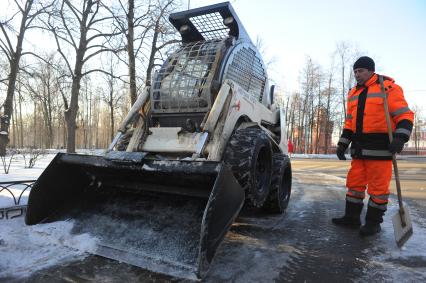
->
xmin=336 ymin=145 xmax=347 ymax=160
xmin=389 ymin=137 xmax=405 ymax=154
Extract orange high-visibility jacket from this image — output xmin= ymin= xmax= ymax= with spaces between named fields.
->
xmin=338 ymin=74 xmax=414 ymax=160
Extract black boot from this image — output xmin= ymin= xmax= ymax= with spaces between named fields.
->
xmin=359 ymin=204 xmax=385 ymax=237
xmin=332 ymin=200 xmax=363 ymax=228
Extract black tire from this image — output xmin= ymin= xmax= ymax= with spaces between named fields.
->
xmin=264 ymin=153 xmax=292 ymax=213
xmin=224 ymin=128 xmax=273 ymax=208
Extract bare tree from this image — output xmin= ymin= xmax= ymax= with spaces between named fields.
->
xmin=145 ymin=0 xmax=179 ymax=86
xmin=411 ymin=104 xmax=424 ymax=154
xmin=126 ymin=0 xmax=138 ymax=104
xmin=314 ymin=68 xmax=323 ymax=154
xmin=255 ymin=36 xmax=277 ymax=72
xmin=323 ymin=72 xmax=334 ymax=154
xmin=335 ymin=41 xmax=351 ymax=120
xmin=0 ymin=0 xmax=51 ymax=155
xmin=299 ymin=56 xmax=320 ymax=153
xmin=101 ymin=53 xmax=125 ymax=140
xmin=109 ymin=0 xmax=178 ymax=104
xmin=108 ymin=0 xmax=152 ymax=105
xmin=46 ymin=0 xmax=122 ymax=153
xmin=23 ymin=55 xmax=63 ymax=148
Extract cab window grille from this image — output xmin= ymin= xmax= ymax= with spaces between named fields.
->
xmin=224 ymin=47 xmax=266 ymax=101
xmin=151 ymin=39 xmax=224 ymax=113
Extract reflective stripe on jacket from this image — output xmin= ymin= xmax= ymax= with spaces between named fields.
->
xmin=338 ymin=74 xmax=414 ymax=160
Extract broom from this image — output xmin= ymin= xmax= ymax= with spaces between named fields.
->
xmin=379 ymin=75 xmax=413 ymax=248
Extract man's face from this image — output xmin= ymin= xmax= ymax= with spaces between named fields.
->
xmin=354 ymin=68 xmax=374 ymax=85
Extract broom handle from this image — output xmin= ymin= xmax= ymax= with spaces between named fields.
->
xmin=379 ymin=76 xmax=406 ymax=226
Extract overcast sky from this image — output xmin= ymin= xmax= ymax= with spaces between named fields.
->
xmin=190 ymin=0 xmax=426 ymax=112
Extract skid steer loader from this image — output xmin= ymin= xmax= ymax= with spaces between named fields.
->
xmin=25 ymin=2 xmax=292 ymax=280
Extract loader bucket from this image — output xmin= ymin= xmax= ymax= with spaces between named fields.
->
xmin=25 ymin=152 xmax=244 ymax=279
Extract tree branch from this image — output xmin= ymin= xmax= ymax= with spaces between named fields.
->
xmin=0 ymin=24 xmax=14 ymax=54
xmin=57 ymin=78 xmax=69 ymax=110
xmin=47 ymin=25 xmax=78 ymax=50
xmin=0 ymin=78 xmax=9 ymax=86
xmin=0 ymin=41 xmax=12 ymax=60
xmin=25 ymin=2 xmax=54 ymax=29
xmin=87 ymin=0 xmax=101 ymax=28
xmin=64 ymin=0 xmax=82 ymax=25
xmin=156 ymin=39 xmax=179 ymax=51
xmin=52 ymin=28 xmax=74 ymax=76
xmin=59 ymin=3 xmax=78 ymax=50
xmin=83 ymin=47 xmax=124 ymax=64
xmin=81 ymin=68 xmax=127 ymax=84
xmin=20 ymin=51 xmax=61 ymax=73
xmin=135 ymin=27 xmax=151 ymax=56
xmin=13 ymin=0 xmax=25 ymax=13
xmin=86 ymin=31 xmax=123 ymax=44
xmin=88 ymin=15 xmax=116 ymax=28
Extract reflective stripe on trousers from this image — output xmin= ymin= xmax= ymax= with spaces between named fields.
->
xmin=346 ymin=159 xmax=392 ymax=204
xmin=368 ymin=198 xmax=387 ymax=211
xmin=346 ymin=196 xmax=364 ymax=204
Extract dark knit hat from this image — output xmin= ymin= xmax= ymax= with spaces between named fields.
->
xmin=353 ymin=56 xmax=375 ymax=71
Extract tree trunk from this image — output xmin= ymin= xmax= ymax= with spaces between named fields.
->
xmin=324 ymin=74 xmax=332 ymax=154
xmin=65 ymin=75 xmax=82 ymax=153
xmin=109 ymin=76 xmax=115 ymax=141
xmin=127 ymin=0 xmax=137 ymax=105
xmin=0 ymin=58 xmax=20 ymax=154
xmin=0 ymin=0 xmax=34 ymax=155
xmin=145 ymin=21 xmax=160 ymax=86
xmin=12 ymin=96 xmax=18 ymax=148
xmin=289 ymin=98 xmax=295 ymax=141
xmin=46 ymin=80 xmax=54 ymax=148
xmin=33 ymin=102 xmax=37 ymax=148
xmin=19 ymin=91 xmax=24 ymax=148
xmin=341 ymin=63 xmax=346 ymax=119
xmin=315 ymin=84 xmax=321 ymax=154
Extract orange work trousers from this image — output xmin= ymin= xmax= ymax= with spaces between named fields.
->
xmin=346 ymin=159 xmax=392 ymax=205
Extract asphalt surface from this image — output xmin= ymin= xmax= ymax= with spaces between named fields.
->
xmin=8 ymin=158 xmax=426 ymax=282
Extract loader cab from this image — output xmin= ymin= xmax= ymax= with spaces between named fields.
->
xmin=151 ymin=39 xmax=229 ymax=128
xmin=150 ymin=2 xmax=270 ymax=129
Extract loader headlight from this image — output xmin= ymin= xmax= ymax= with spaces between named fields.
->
xmin=223 ymin=16 xmax=234 ymax=25
xmin=180 ymin=24 xmax=191 ymax=34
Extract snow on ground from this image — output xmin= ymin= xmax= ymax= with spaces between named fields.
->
xmin=1 ymin=152 xmax=425 ymax=281
xmin=0 ymin=218 xmax=98 ymax=279
xmin=0 ymin=150 xmax=104 ymax=207
xmin=0 ymin=150 xmax=102 ymax=280
xmin=0 ymin=154 xmax=53 ymax=208
xmin=292 ymin=153 xmax=344 ymax=159
xmin=292 ymin=153 xmax=420 ymax=160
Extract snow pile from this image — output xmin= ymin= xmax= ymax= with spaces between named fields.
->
xmin=0 ymin=218 xmax=98 ymax=279
xmin=292 ymin=153 xmax=346 ymax=159
xmin=0 ymin=151 xmax=99 ymax=280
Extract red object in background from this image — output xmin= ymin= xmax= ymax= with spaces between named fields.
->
xmin=288 ymin=139 xmax=294 ymax=154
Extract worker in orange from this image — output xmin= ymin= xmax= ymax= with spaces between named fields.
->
xmin=332 ymin=56 xmax=414 ymax=236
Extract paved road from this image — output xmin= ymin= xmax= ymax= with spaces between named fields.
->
xmin=292 ymin=158 xmax=426 ymax=200
xmin=7 ymin=158 xmax=426 ymax=282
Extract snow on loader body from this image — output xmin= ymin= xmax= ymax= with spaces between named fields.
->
xmin=26 ymin=2 xmax=292 ymax=280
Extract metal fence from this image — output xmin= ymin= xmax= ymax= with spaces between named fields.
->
xmin=0 ymin=180 xmax=36 ymax=220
